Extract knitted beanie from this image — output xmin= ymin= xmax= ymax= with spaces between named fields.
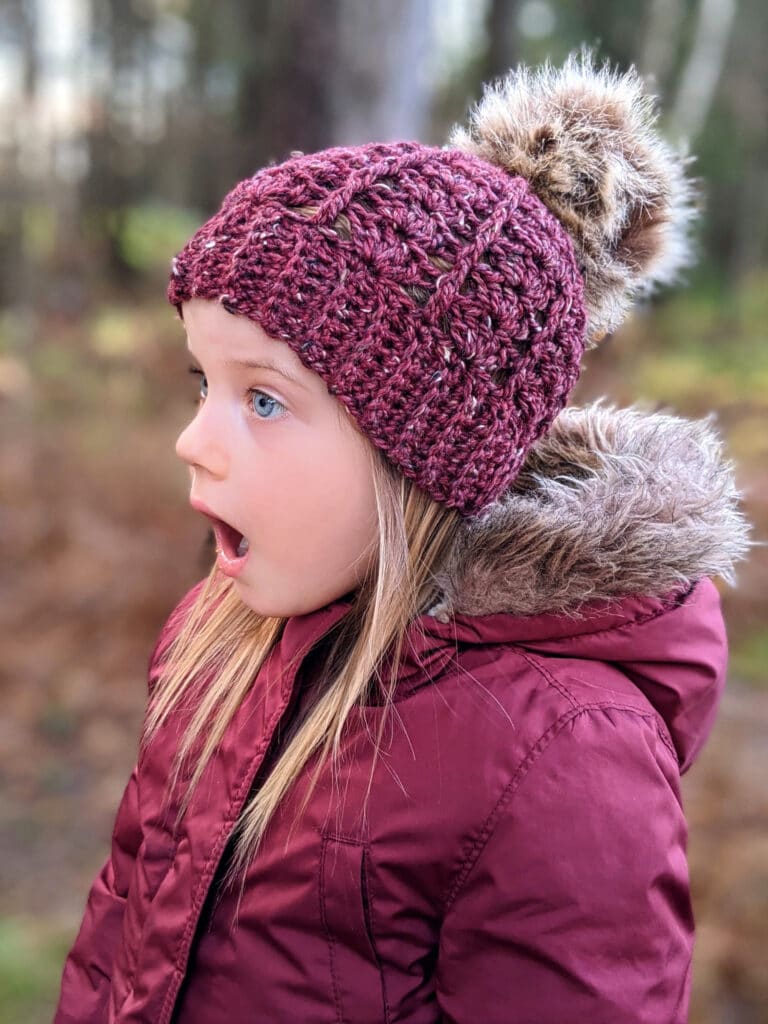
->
xmin=167 ymin=50 xmax=695 ymax=518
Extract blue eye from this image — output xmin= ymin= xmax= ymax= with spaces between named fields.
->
xmin=188 ymin=365 xmax=207 ymax=403
xmin=187 ymin=366 xmax=285 ymax=421
xmin=249 ymin=389 xmax=286 ymax=420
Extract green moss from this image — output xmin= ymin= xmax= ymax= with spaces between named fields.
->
xmin=117 ymin=202 xmax=203 ymax=274
xmin=0 ymin=917 xmax=73 ymax=1024
xmin=730 ymin=631 xmax=768 ymax=688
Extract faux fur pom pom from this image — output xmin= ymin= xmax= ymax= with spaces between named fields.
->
xmin=448 ymin=48 xmax=699 ymax=344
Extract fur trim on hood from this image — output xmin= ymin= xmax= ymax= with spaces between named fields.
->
xmin=427 ymin=398 xmax=754 ymax=621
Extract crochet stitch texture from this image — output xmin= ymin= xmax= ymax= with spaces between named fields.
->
xmin=167 ymin=140 xmax=587 ymax=516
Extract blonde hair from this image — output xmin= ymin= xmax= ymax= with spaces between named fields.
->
xmin=140 ymin=438 xmax=463 ymax=899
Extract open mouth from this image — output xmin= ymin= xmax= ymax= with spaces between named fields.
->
xmin=211 ymin=520 xmax=250 ymax=561
xmin=213 ymin=517 xmax=250 ymax=559
xmin=201 ymin=513 xmax=251 ymax=577
xmin=191 ymin=499 xmax=252 ymax=578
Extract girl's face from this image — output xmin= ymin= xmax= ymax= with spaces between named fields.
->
xmin=175 ymin=298 xmax=379 ymax=618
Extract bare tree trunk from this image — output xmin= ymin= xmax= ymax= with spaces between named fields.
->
xmin=668 ymin=0 xmax=738 ymax=141
xmin=232 ymin=0 xmax=340 ymax=176
xmin=3 ymin=0 xmax=41 ymax=308
xmin=329 ymin=0 xmax=436 ymax=145
xmin=483 ymin=0 xmax=520 ymax=85
xmin=638 ymin=0 xmax=685 ymax=93
xmin=730 ymin=164 xmax=768 ymax=282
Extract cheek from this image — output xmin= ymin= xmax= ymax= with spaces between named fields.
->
xmin=263 ymin=431 xmax=376 ymax=555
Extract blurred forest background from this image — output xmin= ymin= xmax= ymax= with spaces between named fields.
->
xmin=0 ymin=0 xmax=766 ymax=1021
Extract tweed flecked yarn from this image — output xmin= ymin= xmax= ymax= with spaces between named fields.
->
xmin=167 ymin=140 xmax=587 ymax=517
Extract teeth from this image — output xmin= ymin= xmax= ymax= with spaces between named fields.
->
xmin=236 ymin=535 xmax=250 ymax=557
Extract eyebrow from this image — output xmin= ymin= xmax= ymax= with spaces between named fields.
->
xmin=230 ymin=358 xmax=303 ymax=385
xmin=187 ymin=349 xmax=305 ymax=387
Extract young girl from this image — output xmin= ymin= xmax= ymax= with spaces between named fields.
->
xmin=55 ymin=51 xmax=752 ymax=1023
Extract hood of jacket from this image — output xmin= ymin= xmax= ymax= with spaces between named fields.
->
xmin=428 ymin=397 xmax=751 ymax=620
xmin=368 ymin=398 xmax=753 ymax=774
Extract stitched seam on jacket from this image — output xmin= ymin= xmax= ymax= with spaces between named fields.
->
xmin=319 ymin=835 xmax=345 ymax=1024
xmin=116 ymin=628 xmax=176 ymax=1013
xmin=514 ymin=648 xmax=581 ymax=710
xmin=361 ymin=844 xmax=392 ymax=1023
xmin=318 ymin=835 xmax=391 ymax=1024
xmin=442 ymin=701 xmax=663 ymax=912
xmin=121 ymin=837 xmax=181 ymax=1002
xmin=518 ymin=642 xmax=681 ymax=766
xmin=157 ymin=695 xmax=290 ymax=1023
xmin=125 ymin=652 xmax=185 ymax=1001
xmin=654 ymin=718 xmax=679 ymax=763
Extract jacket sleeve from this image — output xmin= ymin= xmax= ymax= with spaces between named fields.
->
xmin=435 ymin=705 xmax=694 ymax=1024
xmin=53 ymin=580 xmax=205 ymax=1022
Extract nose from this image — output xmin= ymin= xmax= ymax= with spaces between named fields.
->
xmin=175 ymin=405 xmax=229 ymax=479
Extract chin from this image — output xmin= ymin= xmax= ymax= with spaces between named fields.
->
xmin=232 ymin=579 xmax=303 ymax=619
xmin=236 ymin=578 xmax=352 ymax=620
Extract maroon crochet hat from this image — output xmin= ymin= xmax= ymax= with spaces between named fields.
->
xmin=167 ymin=51 xmax=694 ymax=517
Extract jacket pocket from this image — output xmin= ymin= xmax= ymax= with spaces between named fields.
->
xmin=319 ymin=834 xmax=390 ymax=1024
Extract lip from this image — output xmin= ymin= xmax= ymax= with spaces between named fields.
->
xmin=189 ymin=496 xmax=221 ymax=522
xmin=189 ymin=497 xmax=250 ymax=578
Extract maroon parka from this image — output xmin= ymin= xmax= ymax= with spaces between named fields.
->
xmin=54 ymin=402 xmax=751 ymax=1023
